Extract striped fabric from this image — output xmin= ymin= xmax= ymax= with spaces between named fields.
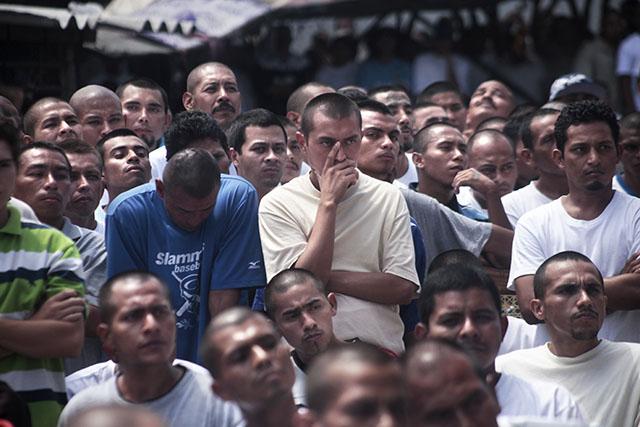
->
xmin=0 ymin=206 xmax=85 ymax=427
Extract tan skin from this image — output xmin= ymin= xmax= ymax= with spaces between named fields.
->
xmin=295 ymin=112 xmax=416 ymax=304
xmin=516 ymin=122 xmax=640 ymax=323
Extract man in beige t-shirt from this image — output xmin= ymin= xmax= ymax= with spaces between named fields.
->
xmin=259 ymin=93 xmax=419 ymax=355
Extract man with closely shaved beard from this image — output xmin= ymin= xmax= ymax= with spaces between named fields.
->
xmin=23 ymin=97 xmax=82 ymax=144
xmin=465 ymin=80 xmax=515 ymax=137
xmin=182 ymin=62 xmax=242 ymax=129
xmin=69 ymin=86 xmax=125 ymax=146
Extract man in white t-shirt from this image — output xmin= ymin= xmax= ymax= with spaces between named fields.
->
xmin=264 ymin=268 xmax=341 ymax=407
xmin=259 ymin=93 xmax=419 ymax=356
xmin=415 ymin=261 xmax=583 ymax=423
xmin=501 ymin=108 xmax=568 ymax=227
xmin=498 ymin=252 xmax=640 ymax=427
xmin=58 ymin=271 xmax=243 ymax=427
xmin=509 ymin=100 xmax=640 ymax=338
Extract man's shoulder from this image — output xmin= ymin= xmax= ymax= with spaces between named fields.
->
xmin=1 ymin=211 xmax=77 ymax=255
xmin=516 ymin=197 xmax=561 ymax=227
xmin=108 ymin=183 xmax=157 ymax=214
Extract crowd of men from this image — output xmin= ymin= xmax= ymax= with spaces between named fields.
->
xmin=0 ymin=59 xmax=639 ymax=427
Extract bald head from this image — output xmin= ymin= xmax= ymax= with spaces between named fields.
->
xmin=186 ymin=62 xmax=234 ymax=93
xmin=286 ymin=82 xmax=335 ymax=125
xmin=0 ymin=95 xmax=20 ymax=130
xmin=69 ymin=85 xmax=124 ymax=146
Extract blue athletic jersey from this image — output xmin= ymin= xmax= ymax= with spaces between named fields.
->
xmin=106 ymin=176 xmax=266 ymax=362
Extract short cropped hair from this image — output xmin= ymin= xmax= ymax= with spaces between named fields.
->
xmin=0 ymin=121 xmax=20 ymax=163
xmin=116 ymin=78 xmax=170 ymax=113
xmin=19 ymin=141 xmax=71 ymax=170
xmin=162 ymin=148 xmax=220 ymax=198
xmin=533 ymin=251 xmax=603 ymax=300
xmin=96 ymin=128 xmax=140 ymax=159
xmin=22 ymin=97 xmax=68 ymax=137
xmin=503 ymin=111 xmax=533 ymax=150
xmin=300 ymin=93 xmax=361 ymax=137
xmin=164 ymin=110 xmax=228 ymax=161
xmin=419 ymin=264 xmax=502 ymax=324
xmin=521 ymin=108 xmax=560 ymax=150
xmin=554 ymin=100 xmax=619 ymax=154
xmin=58 ymin=139 xmax=103 ymax=171
xmin=621 ymin=112 xmax=640 ymax=131
xmin=336 ymin=86 xmax=368 ymax=103
xmin=226 ymin=108 xmax=286 ymax=154
xmin=356 ymin=99 xmax=393 ymax=116
xmin=428 ymin=249 xmax=482 ymax=274
xmin=306 ymin=343 xmax=394 ymax=415
xmin=413 ymin=121 xmax=461 ymax=153
xmin=98 ymin=271 xmax=170 ymax=325
xmin=264 ymin=268 xmax=326 ymax=318
xmin=200 ymin=307 xmax=273 ymax=377
xmin=417 ymin=81 xmax=462 ymax=104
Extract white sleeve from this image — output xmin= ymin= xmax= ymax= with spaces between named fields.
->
xmin=507 ymin=213 xmax=547 ymax=290
xmin=617 ymin=37 xmax=638 ymax=75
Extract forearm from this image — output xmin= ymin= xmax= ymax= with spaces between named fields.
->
xmin=482 ymin=225 xmax=513 ymax=267
xmin=328 ymin=271 xmax=417 ymax=305
xmin=604 ymin=274 xmax=640 ymax=311
xmin=294 ymin=200 xmax=337 ymax=283
xmin=0 ymin=318 xmax=84 ymax=358
xmin=484 ymin=194 xmax=512 ymax=230
xmin=208 ymin=289 xmax=241 ymax=318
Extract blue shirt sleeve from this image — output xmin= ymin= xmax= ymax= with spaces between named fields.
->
xmin=106 ymin=199 xmax=147 ymax=278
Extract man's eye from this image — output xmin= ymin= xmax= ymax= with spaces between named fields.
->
xmin=42 ymin=121 xmax=58 ymax=129
xmin=66 ymin=118 xmax=79 ymax=126
xmin=450 ymin=104 xmax=462 ymax=112
xmin=365 ymin=131 xmax=381 ymax=140
xmin=273 ymin=145 xmax=286 ymax=154
xmin=205 ymin=85 xmax=219 ymax=93
xmin=125 ymin=105 xmax=140 ymax=112
xmin=149 ymin=106 xmax=162 ymax=114
xmin=86 ymin=119 xmax=102 ymax=127
xmin=225 ymin=85 xmax=238 ymax=93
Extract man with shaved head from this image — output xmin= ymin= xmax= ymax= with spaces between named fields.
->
xmin=465 ymin=80 xmax=515 ymax=137
xmin=23 ymin=97 xmax=82 ymax=144
xmin=285 ymin=81 xmax=334 ymax=127
xmin=69 ymin=85 xmax=125 ymax=146
xmin=0 ymin=95 xmax=20 ymax=131
xmin=200 ymin=307 xmax=305 ymax=427
xmin=182 ymin=62 xmax=241 ymax=129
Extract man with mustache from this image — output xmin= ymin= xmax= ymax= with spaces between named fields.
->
xmin=416 ymin=262 xmax=583 ymax=422
xmin=508 ymin=101 xmax=640 ymax=342
xmin=454 ymin=129 xmax=516 ymax=228
xmin=498 ymin=252 xmax=640 ymax=427
xmin=182 ymin=62 xmax=241 ymax=130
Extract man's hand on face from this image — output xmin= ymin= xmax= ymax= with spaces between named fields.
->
xmin=318 ymin=142 xmax=358 ymax=205
xmin=621 ymin=252 xmax=640 ymax=275
xmin=31 ymin=289 xmax=85 ymax=323
xmin=453 ymin=168 xmax=498 ymax=197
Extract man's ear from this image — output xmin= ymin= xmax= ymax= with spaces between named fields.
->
xmin=97 ymin=323 xmax=115 ymax=360
xmin=182 ymin=92 xmax=194 ymax=111
xmin=155 ymin=179 xmax=165 ymax=199
xmin=412 ymin=152 xmax=425 ymax=170
xmin=519 ymin=147 xmax=534 ymax=169
xmin=229 ymin=148 xmax=240 ymax=168
xmin=530 ymin=298 xmax=545 ymax=322
xmin=552 ymin=148 xmax=564 ymax=170
xmin=22 ymin=134 xmax=33 ymax=145
xmin=287 ymin=111 xmax=301 ymax=128
xmin=296 ymin=131 xmax=307 ymax=154
xmin=414 ymin=322 xmax=428 ymax=340
xmin=327 ymin=292 xmax=337 ymax=316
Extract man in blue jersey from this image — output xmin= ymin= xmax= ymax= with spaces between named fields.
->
xmin=106 ymin=148 xmax=265 ymax=362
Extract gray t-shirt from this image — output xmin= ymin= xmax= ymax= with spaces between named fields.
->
xmin=58 ymin=365 xmax=244 ymax=427
xmin=401 ymin=189 xmax=492 ymax=277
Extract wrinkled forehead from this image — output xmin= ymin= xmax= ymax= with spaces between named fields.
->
xmin=37 ymin=101 xmax=76 ymax=120
xmin=80 ymin=96 xmax=122 ymax=115
xmin=545 ymin=260 xmax=603 ymax=289
xmin=195 ymin=66 xmax=238 ymax=87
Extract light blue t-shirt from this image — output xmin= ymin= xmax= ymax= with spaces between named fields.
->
xmin=106 ymin=176 xmax=266 ymax=362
